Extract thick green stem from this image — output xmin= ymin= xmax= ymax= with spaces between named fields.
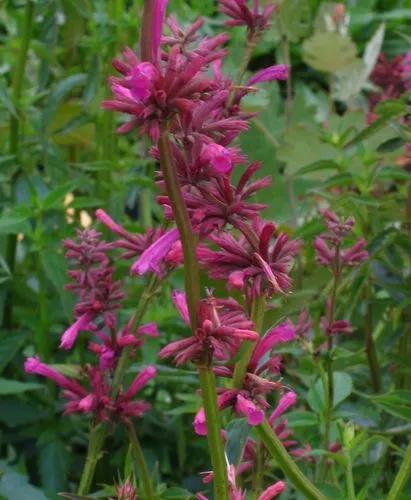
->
xmin=387 ymin=439 xmax=411 ymax=500
xmin=158 ymin=130 xmax=200 ymax=328
xmin=198 ymin=366 xmax=229 ymax=499
xmin=126 ymin=420 xmax=155 ymax=499
xmin=3 ymin=0 xmax=35 ymax=329
xmin=257 ymin=420 xmax=326 ymax=500
xmin=77 ymin=423 xmax=107 ymax=495
xmin=158 ymin=129 xmax=228 ymax=499
xmin=232 ymin=295 xmax=265 ymax=389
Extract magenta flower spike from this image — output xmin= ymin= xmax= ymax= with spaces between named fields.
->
xmin=131 ymin=227 xmax=180 ymax=275
xmin=141 ymin=0 xmax=169 ymax=63
xmin=123 ymin=366 xmax=157 ymax=399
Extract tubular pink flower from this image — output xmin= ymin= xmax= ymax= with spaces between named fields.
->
xmin=78 ymin=394 xmax=97 ymax=412
xmin=131 ymin=227 xmax=180 ymax=275
xmin=172 ymin=290 xmax=190 ymax=324
xmin=59 ymin=312 xmax=94 ymax=350
xmin=137 ymin=322 xmax=159 ymax=337
xmin=269 ymin=391 xmax=297 ymax=425
xmin=123 ymin=366 xmax=157 ymax=399
xmin=248 ymin=65 xmax=289 ymax=86
xmin=95 ymin=209 xmax=131 ymax=239
xmin=24 ymin=357 xmax=86 ymax=396
xmin=127 ymin=62 xmax=157 ymax=101
xmin=235 ymin=394 xmax=264 ymax=426
xmin=313 ymin=236 xmax=334 ymax=266
xmin=201 ymin=142 xmax=233 ymax=174
xmin=194 ymin=408 xmax=207 ymax=435
xmin=259 ymin=480 xmax=286 ymax=500
xmin=341 ymin=238 xmax=368 ymax=266
xmin=248 ymin=321 xmax=295 ymax=371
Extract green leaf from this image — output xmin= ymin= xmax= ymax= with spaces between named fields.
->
xmin=42 ymin=74 xmax=86 ymax=132
xmin=0 ymin=79 xmax=17 ymax=118
xmin=40 ymin=181 xmax=80 ymax=211
xmin=0 ymin=460 xmax=48 ymax=500
xmin=286 ymin=411 xmax=319 ymax=428
xmin=344 ymin=101 xmax=404 ymax=149
xmin=307 ymin=372 xmax=353 ymax=413
xmin=303 ymin=32 xmax=358 ymax=73
xmin=278 ymin=0 xmax=311 ymax=42
xmin=377 ymin=137 xmax=406 ymax=153
xmin=0 ymin=398 xmax=46 ymax=427
xmin=375 ymin=166 xmax=411 ymax=181
xmin=39 ymin=435 xmax=69 ymax=492
xmin=295 ymin=160 xmax=341 ymax=177
xmin=0 ymin=206 xmax=32 ymax=234
xmin=225 ymin=418 xmax=250 ymax=466
xmin=370 ymin=391 xmax=411 ymax=422
xmin=334 ymin=24 xmax=385 ymax=102
xmin=0 ymin=331 xmax=27 ymax=373
xmin=0 ymin=378 xmax=44 ymax=395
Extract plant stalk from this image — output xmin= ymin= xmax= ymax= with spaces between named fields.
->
xmin=77 ymin=423 xmax=107 ymax=495
xmin=198 ymin=366 xmax=229 ymax=500
xmin=387 ymin=439 xmax=411 ymax=500
xmin=158 ymin=129 xmax=228 ymax=499
xmin=232 ymin=295 xmax=265 ymax=389
xmin=257 ymin=419 xmax=326 ymax=500
xmin=111 ymin=273 xmax=158 ymax=398
xmin=158 ymin=129 xmax=200 ymax=328
xmin=126 ymin=420 xmax=155 ymax=500
xmin=3 ymin=0 xmax=35 ymax=329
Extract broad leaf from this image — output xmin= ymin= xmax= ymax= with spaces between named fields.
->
xmin=303 ymin=32 xmax=358 ymax=73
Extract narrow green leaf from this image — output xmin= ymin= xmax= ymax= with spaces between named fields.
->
xmin=0 ymin=79 xmax=17 ymax=117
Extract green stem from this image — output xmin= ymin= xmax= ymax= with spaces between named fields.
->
xmin=387 ymin=439 xmax=411 ymax=500
xmin=257 ymin=420 xmax=326 ymax=500
xmin=111 ymin=274 xmax=158 ymax=398
xmin=232 ymin=295 xmax=265 ymax=389
xmin=345 ymin=452 xmax=356 ymax=500
xmin=198 ymin=366 xmax=229 ymax=499
xmin=126 ymin=420 xmax=155 ymax=499
xmin=158 ymin=129 xmax=200 ymax=328
xmin=77 ymin=423 xmax=107 ymax=495
xmin=3 ymin=0 xmax=35 ymax=330
xmin=158 ymin=128 xmax=228 ymax=499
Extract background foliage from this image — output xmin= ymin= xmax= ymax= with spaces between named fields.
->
xmin=0 ymin=0 xmax=410 ymax=498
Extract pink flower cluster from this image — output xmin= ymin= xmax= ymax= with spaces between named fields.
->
xmin=25 ymin=229 xmax=158 ymax=423
xmin=314 ymin=210 xmax=368 ymax=338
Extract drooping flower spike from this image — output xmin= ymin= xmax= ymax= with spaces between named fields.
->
xmin=25 ymin=357 xmax=156 ymax=421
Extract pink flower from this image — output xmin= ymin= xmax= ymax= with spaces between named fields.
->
xmin=341 ymin=239 xmax=368 ymax=266
xmin=160 ymin=294 xmax=258 ymax=365
xmin=24 ymin=357 xmax=87 ymax=396
xmin=201 ymin=142 xmax=233 ymax=174
xmin=172 ymin=290 xmax=190 ymax=324
xmin=313 ymin=236 xmax=334 ymax=266
xmin=131 ymin=227 xmax=180 ymax=275
xmin=248 ymin=322 xmax=295 ymax=372
xmin=220 ymin=0 xmax=276 ymax=33
xmin=268 ymin=391 xmax=297 ymax=425
xmin=193 ymin=408 xmax=207 ymax=435
xmin=116 ymin=480 xmax=138 ymax=500
xmin=259 ymin=481 xmax=286 ymax=500
xmin=235 ymin=393 xmax=264 ymax=425
xmin=198 ymin=219 xmax=300 ymax=298
xmin=59 ymin=311 xmax=94 ymax=350
xmin=248 ymin=65 xmax=289 ymax=85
